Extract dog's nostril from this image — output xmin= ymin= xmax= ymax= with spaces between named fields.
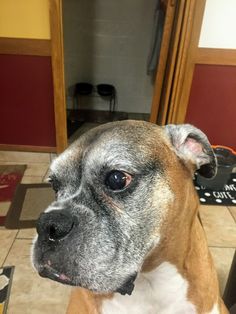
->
xmin=47 ymin=222 xmax=74 ymax=241
xmin=48 ymin=225 xmax=57 ymax=241
xmin=36 ymin=210 xmax=74 ymax=241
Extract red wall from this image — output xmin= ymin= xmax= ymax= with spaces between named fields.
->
xmin=0 ymin=54 xmax=56 ymax=147
xmin=185 ymin=64 xmax=236 ymax=150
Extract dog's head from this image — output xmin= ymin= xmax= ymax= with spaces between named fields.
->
xmin=32 ymin=121 xmax=216 ymax=294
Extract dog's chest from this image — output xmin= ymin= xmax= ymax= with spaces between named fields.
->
xmin=101 ymin=262 xmax=197 ymax=314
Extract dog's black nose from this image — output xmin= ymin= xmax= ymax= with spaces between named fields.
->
xmin=36 ymin=210 xmax=74 ymax=241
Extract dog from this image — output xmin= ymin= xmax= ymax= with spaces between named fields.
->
xmin=32 ymin=120 xmax=229 ymax=313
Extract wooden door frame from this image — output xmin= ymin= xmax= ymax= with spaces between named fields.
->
xmin=149 ymin=0 xmax=177 ymax=124
xmin=50 ymin=0 xmax=68 ymax=153
xmin=150 ymin=0 xmax=206 ymax=125
xmin=167 ymin=0 xmax=206 ymax=124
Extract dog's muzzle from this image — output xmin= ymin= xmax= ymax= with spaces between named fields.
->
xmin=35 ymin=209 xmax=138 ymax=295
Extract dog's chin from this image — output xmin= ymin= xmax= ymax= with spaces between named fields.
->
xmin=36 ymin=262 xmax=137 ymax=296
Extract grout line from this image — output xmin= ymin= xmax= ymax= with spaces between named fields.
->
xmin=227 ymin=206 xmax=236 ymax=224
xmin=0 ymin=161 xmax=51 ymax=165
xmin=208 ymin=245 xmax=236 ymax=249
xmin=22 ymin=175 xmax=44 ymax=178
xmin=43 ymin=167 xmax=50 ymax=181
xmin=16 ymin=237 xmax=35 ymax=240
xmin=1 ymin=229 xmax=20 ymax=268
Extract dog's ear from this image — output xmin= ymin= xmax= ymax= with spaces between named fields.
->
xmin=164 ymin=124 xmax=217 ymax=178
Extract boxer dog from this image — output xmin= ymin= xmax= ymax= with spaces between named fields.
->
xmin=32 ymin=121 xmax=228 ymax=313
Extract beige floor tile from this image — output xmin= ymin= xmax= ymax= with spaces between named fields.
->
xmin=43 ymin=169 xmax=51 ymax=181
xmin=228 ymin=206 xmax=236 ymax=222
xmin=21 ymin=176 xmax=44 ymax=184
xmin=17 ymin=228 xmax=37 ymax=239
xmin=0 ymin=229 xmax=18 ymax=265
xmin=50 ymin=153 xmax=58 ymax=162
xmin=0 ymin=151 xmax=50 ymax=163
xmin=24 ymin=163 xmax=49 ymax=177
xmin=0 ymin=202 xmax=11 ymax=216
xmin=4 ymin=239 xmax=71 ymax=314
xmin=209 ymin=247 xmax=235 ymax=296
xmin=199 ymin=205 xmax=236 ymax=247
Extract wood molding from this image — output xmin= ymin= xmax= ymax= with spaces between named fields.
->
xmin=165 ymin=0 xmax=236 ymax=124
xmin=157 ymin=0 xmax=187 ymax=125
xmin=0 ymin=144 xmax=56 ymax=153
xmin=149 ymin=0 xmax=177 ymax=124
xmin=49 ymin=0 xmax=68 ymax=153
xmin=168 ymin=0 xmax=206 ymax=124
xmin=0 ymin=37 xmax=51 ymax=56
xmin=196 ymin=48 xmax=236 ymax=66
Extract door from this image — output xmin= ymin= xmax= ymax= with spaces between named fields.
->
xmin=149 ymin=0 xmax=199 ymax=126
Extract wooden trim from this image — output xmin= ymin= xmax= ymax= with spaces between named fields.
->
xmin=157 ymin=0 xmax=186 ymax=125
xmin=196 ymin=48 xmax=236 ymax=66
xmin=0 ymin=37 xmax=51 ymax=56
xmin=167 ymin=0 xmax=196 ymax=123
xmin=168 ymin=0 xmax=205 ymax=124
xmin=0 ymin=144 xmax=56 ymax=153
xmin=49 ymin=0 xmax=68 ymax=153
xmin=149 ymin=0 xmax=177 ymax=124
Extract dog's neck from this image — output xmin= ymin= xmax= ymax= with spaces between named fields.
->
xmin=142 ymin=180 xmax=223 ymax=313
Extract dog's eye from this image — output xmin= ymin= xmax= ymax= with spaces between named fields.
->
xmin=105 ymin=171 xmax=131 ymax=191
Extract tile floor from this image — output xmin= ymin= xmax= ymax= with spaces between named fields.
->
xmin=0 ymin=147 xmax=236 ymax=313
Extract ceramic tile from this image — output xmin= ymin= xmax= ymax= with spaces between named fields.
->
xmin=24 ymin=163 xmax=49 ymax=177
xmin=43 ymin=169 xmax=51 ymax=182
xmin=209 ymin=247 xmax=235 ymax=295
xmin=0 ymin=151 xmax=50 ymax=163
xmin=17 ymin=228 xmax=37 ymax=239
xmin=199 ymin=205 xmax=236 ymax=247
xmin=0 ymin=229 xmax=17 ymax=266
xmin=21 ymin=176 xmax=44 ymax=184
xmin=4 ymin=239 xmax=71 ymax=314
xmin=228 ymin=206 xmax=236 ymax=222
xmin=0 ymin=202 xmax=10 ymax=216
xmin=50 ymin=153 xmax=58 ymax=162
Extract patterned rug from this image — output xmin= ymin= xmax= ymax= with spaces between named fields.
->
xmin=194 ymin=173 xmax=236 ymax=206
xmin=5 ymin=183 xmax=55 ymax=229
xmin=0 ymin=266 xmax=14 ymax=314
xmin=0 ymin=165 xmax=26 ymax=226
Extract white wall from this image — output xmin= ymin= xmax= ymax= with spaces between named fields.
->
xmin=199 ymin=0 xmax=236 ymax=49
xmin=63 ymin=0 xmax=156 ymax=113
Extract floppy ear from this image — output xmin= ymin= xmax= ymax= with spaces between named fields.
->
xmin=164 ymin=124 xmax=217 ymax=178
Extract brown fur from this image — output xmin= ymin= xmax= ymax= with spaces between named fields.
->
xmin=66 ymin=288 xmax=113 ymax=314
xmin=142 ymin=153 xmax=228 ymax=313
xmin=65 ymin=124 xmax=228 ymax=314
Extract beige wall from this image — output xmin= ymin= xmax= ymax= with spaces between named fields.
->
xmin=199 ymin=0 xmax=236 ymax=49
xmin=63 ymin=0 xmax=156 ymax=113
xmin=0 ymin=0 xmax=50 ymax=39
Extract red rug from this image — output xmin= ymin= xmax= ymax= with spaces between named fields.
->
xmin=0 ymin=165 xmax=27 ymax=225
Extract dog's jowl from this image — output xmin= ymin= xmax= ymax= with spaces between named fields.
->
xmin=32 ymin=120 xmax=228 ymax=314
